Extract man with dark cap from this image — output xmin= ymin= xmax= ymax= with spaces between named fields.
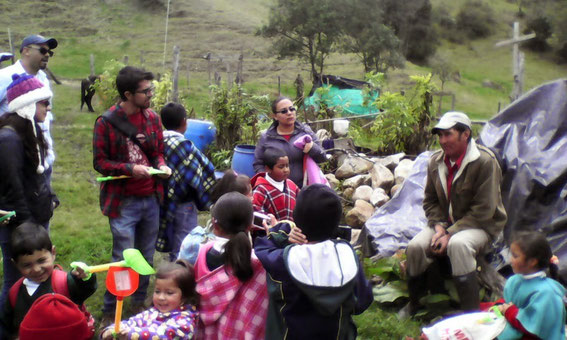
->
xmin=0 ymin=34 xmax=58 ymax=174
xmin=400 ymin=111 xmax=507 ymax=317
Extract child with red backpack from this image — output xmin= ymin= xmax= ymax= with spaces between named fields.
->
xmin=0 ymin=222 xmax=97 ymax=339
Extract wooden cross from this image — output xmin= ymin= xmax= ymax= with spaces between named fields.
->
xmin=495 ymin=22 xmax=536 ymax=101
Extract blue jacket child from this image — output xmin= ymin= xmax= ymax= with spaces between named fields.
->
xmin=255 ymin=184 xmax=373 ymax=340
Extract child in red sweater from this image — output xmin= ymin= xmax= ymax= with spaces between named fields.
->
xmin=251 ymin=147 xmax=299 ymax=222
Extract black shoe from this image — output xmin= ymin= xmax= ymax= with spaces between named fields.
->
xmin=454 ymin=272 xmax=480 ymax=311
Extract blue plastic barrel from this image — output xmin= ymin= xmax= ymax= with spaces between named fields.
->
xmin=231 ymin=144 xmax=256 ymax=177
xmin=184 ymin=119 xmax=216 ymax=153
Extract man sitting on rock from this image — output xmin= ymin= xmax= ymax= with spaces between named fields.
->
xmin=400 ymin=111 xmax=507 ymax=317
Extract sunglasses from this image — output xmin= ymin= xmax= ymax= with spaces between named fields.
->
xmin=28 ymin=46 xmax=54 ymax=57
xmin=37 ymin=100 xmax=50 ymax=106
xmin=276 ymin=106 xmax=297 ymax=114
xmin=136 ymin=85 xmax=155 ymax=96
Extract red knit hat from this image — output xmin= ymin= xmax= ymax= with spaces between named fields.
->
xmin=19 ymin=293 xmax=90 ymax=340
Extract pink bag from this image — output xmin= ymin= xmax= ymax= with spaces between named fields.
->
xmin=293 ymin=135 xmax=330 ymax=187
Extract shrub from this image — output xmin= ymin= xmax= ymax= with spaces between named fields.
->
xmin=457 ymin=0 xmax=496 ymax=39
xmin=370 ymin=74 xmax=436 ymax=155
xmin=525 ymin=16 xmax=552 ymax=52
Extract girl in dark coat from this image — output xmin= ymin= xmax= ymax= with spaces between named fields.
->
xmin=0 ymin=73 xmax=55 ymax=308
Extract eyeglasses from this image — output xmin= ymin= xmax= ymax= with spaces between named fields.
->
xmin=136 ymin=85 xmax=155 ymax=96
xmin=27 ymin=46 xmax=54 ymax=57
xmin=276 ymin=106 xmax=297 ymax=114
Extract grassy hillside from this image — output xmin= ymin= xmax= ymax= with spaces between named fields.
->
xmin=1 ymin=0 xmax=565 ymax=120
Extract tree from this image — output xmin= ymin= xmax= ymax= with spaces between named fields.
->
xmin=456 ymin=0 xmax=496 ymax=39
xmin=430 ymin=53 xmax=458 ymax=92
xmin=341 ymin=0 xmax=405 ymax=73
xmin=379 ymin=0 xmax=438 ymax=63
xmin=259 ymin=0 xmax=344 ymax=83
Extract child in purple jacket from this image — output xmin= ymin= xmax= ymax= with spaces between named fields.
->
xmin=101 ymin=260 xmax=198 ymax=339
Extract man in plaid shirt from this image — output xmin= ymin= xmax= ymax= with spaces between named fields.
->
xmin=92 ymin=66 xmax=171 ymax=326
xmin=157 ymin=102 xmax=216 ymax=261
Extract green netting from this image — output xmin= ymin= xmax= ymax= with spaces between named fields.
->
xmin=304 ymin=86 xmax=379 ymax=116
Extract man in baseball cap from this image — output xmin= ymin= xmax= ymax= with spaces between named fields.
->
xmin=400 ymin=111 xmax=507 ymax=318
xmin=19 ymin=34 xmax=58 ymax=53
xmin=0 ymin=34 xmax=58 ymax=154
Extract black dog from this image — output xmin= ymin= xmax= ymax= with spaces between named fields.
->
xmin=81 ymin=75 xmax=99 ymax=112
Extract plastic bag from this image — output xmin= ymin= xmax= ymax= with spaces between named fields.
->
xmin=422 ymin=311 xmax=506 ymax=340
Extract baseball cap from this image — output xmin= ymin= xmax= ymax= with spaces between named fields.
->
xmin=20 ymin=35 xmax=58 ymax=52
xmin=432 ymin=111 xmax=472 ymax=133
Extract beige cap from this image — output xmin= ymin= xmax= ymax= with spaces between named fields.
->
xmin=432 ymin=111 xmax=471 ymax=133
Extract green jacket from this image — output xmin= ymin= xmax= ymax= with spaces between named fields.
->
xmin=423 ymin=139 xmax=507 ymax=239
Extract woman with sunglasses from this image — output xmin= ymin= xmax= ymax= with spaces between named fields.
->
xmin=253 ymin=96 xmax=326 ymax=188
xmin=0 ymin=74 xmax=57 ymax=307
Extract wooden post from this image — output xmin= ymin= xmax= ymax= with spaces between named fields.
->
xmin=7 ymin=28 xmax=15 ymax=65
xmin=204 ymin=52 xmax=212 ymax=86
xmin=226 ymin=61 xmax=232 ymax=90
xmin=186 ymin=63 xmax=190 ymax=91
xmin=172 ymin=45 xmax=180 ymax=103
xmin=123 ymin=55 xmax=129 ymax=65
xmin=278 ymin=76 xmax=281 ymax=96
xmin=140 ymin=50 xmax=145 ymax=67
xmin=162 ymin=0 xmax=171 ymax=70
xmin=494 ymin=21 xmax=535 ymax=101
xmin=236 ymin=53 xmax=243 ymax=85
xmin=90 ymin=54 xmax=95 ymax=77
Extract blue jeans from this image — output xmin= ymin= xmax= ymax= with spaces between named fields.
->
xmin=102 ymin=196 xmax=159 ymax=313
xmin=169 ymin=201 xmax=198 ymax=261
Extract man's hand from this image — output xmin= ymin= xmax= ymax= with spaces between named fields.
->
xmin=430 ymin=224 xmax=450 ymax=255
xmin=430 ymin=224 xmax=446 ymax=248
xmin=431 ymin=234 xmax=450 ymax=256
xmin=158 ymin=165 xmax=172 ymax=179
xmin=132 ymin=164 xmax=151 ymax=178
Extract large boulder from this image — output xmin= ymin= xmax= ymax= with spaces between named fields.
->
xmin=325 ymin=173 xmax=340 ymax=190
xmin=342 ymin=187 xmax=355 ymax=201
xmin=376 ymin=152 xmax=406 ymax=171
xmin=370 ymin=163 xmax=394 ymax=192
xmin=335 ymin=156 xmax=374 ymax=179
xmin=343 ymin=174 xmax=371 ymax=188
xmin=394 ymin=159 xmax=415 ymax=185
xmin=370 ymin=188 xmax=390 ymax=207
xmin=345 ymin=199 xmax=375 ymax=228
xmin=390 ymin=183 xmax=403 ymax=197
xmin=352 ymin=185 xmax=373 ymax=202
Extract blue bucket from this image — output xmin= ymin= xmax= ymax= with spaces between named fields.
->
xmin=231 ymin=144 xmax=256 ymax=178
xmin=184 ymin=119 xmax=216 ymax=153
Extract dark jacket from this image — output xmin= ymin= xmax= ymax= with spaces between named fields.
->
xmin=0 ymin=127 xmax=53 ymax=235
xmin=423 ymin=139 xmax=507 ymax=239
xmin=253 ymin=121 xmax=326 ymax=188
xmin=254 ymin=223 xmax=373 ymax=340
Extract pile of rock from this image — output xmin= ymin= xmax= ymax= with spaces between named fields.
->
xmin=324 ymin=152 xmax=415 ymax=229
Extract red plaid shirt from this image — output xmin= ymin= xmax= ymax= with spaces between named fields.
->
xmin=195 ymin=242 xmax=268 ymax=340
xmin=92 ymin=105 xmax=166 ymax=217
xmin=251 ymin=172 xmax=299 ymax=221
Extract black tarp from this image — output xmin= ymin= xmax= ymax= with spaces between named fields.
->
xmin=365 ymin=79 xmax=567 ymax=270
